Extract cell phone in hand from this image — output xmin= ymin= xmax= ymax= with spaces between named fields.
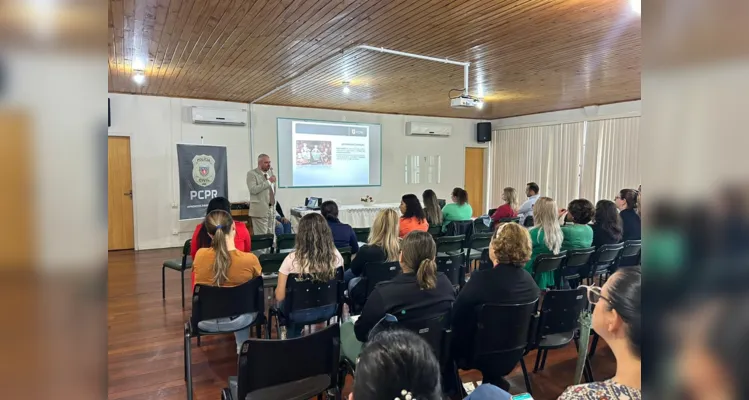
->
xmin=511 ymin=393 xmax=534 ymax=400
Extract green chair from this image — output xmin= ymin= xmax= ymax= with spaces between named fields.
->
xmin=251 ymin=234 xmax=274 ymax=255
xmin=162 ymin=239 xmax=192 ymax=309
xmin=465 ymin=232 xmax=494 ymax=263
xmin=258 ymin=252 xmax=289 ymax=288
xmin=435 ymin=235 xmax=465 ymax=256
xmin=275 ymin=233 xmax=296 ymax=253
xmin=353 ymin=227 xmax=370 ymax=243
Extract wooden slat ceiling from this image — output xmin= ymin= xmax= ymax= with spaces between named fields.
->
xmin=108 ymin=0 xmax=641 ymax=119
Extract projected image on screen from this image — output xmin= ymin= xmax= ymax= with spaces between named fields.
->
xmin=277 ymin=118 xmax=382 ymax=188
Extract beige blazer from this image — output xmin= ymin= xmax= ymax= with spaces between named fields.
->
xmin=246 ymin=168 xmax=275 ymax=218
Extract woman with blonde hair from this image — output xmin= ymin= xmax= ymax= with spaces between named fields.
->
xmin=490 ymin=187 xmax=519 ymax=223
xmin=275 ymin=212 xmax=343 ymax=337
xmin=345 ymin=209 xmax=400 ymax=300
xmin=192 ymin=209 xmax=262 ymax=353
xmin=524 ymin=197 xmax=564 ymax=289
xmin=451 ymin=222 xmax=540 ymax=370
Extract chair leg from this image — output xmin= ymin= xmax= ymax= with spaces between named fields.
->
xmin=539 ymin=349 xmax=549 ymax=371
xmin=255 ymin=323 xmax=262 ymax=339
xmin=584 ymin=358 xmax=594 ymax=382
xmin=196 ymin=335 xmax=201 ymax=347
xmin=588 ymin=334 xmax=600 ymax=359
xmin=181 ymin=270 xmax=185 ymax=309
xmin=520 ymin=357 xmax=533 ymax=396
xmin=185 ymin=328 xmax=193 ymax=400
xmin=161 ymin=266 xmax=166 ymax=300
xmin=533 ymin=349 xmax=543 ymax=372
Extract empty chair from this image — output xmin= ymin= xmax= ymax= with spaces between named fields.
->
xmin=353 ymin=227 xmax=370 ymax=245
xmin=251 ymin=233 xmax=274 ymax=254
xmin=559 ymin=247 xmax=595 ymax=288
xmin=347 ymin=261 xmax=400 ymax=314
xmin=531 ymin=251 xmax=567 ymax=283
xmin=258 ymin=252 xmax=289 ymax=289
xmin=268 ymin=268 xmax=343 ymax=338
xmin=184 ymin=277 xmax=266 ymax=400
xmin=530 ymin=289 xmax=589 ymax=373
xmin=473 ymin=218 xmax=492 ymax=234
xmin=275 ymin=233 xmax=296 ymax=253
xmin=221 ymin=324 xmax=341 ymax=400
xmin=465 ymin=232 xmax=494 ymax=269
xmin=458 ymin=300 xmax=538 ymax=395
xmin=338 ymin=246 xmax=353 ymax=271
xmin=589 ymin=243 xmax=624 ymax=283
xmin=162 ymin=239 xmax=193 ymax=308
xmin=436 ymin=253 xmax=464 ymax=290
xmin=427 ymin=224 xmax=443 ymax=238
xmin=436 ymin=235 xmax=466 ymax=256
xmin=617 ymin=239 xmax=642 ymax=267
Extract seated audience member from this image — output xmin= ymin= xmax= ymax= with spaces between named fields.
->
xmin=561 ymin=199 xmax=594 ymax=250
xmin=345 ymin=209 xmax=400 ymax=294
xmin=192 ymin=210 xmax=261 ymax=354
xmin=321 ymin=200 xmax=359 ymax=253
xmin=351 ymin=329 xmax=443 ymax=400
xmin=451 ymin=222 xmax=540 ymax=365
xmin=442 ymin=187 xmax=473 ymax=232
xmin=463 ymin=384 xmax=512 ymax=400
xmin=190 ymin=197 xmax=251 ymax=289
xmin=274 ymin=201 xmax=292 ymax=236
xmin=275 ymin=213 xmax=343 ymax=338
xmin=399 ymin=194 xmax=430 ymax=238
xmin=517 ymin=182 xmax=541 ymax=226
xmin=342 ymin=231 xmax=455 ymax=362
xmin=616 ymin=188 xmax=641 ymax=241
xmin=559 ymin=267 xmax=642 ymax=399
xmin=592 ymin=200 xmax=623 ymax=247
xmin=422 ymin=189 xmax=444 ymax=227
xmin=490 ymin=187 xmax=519 ymax=223
xmin=524 ymin=197 xmax=563 ymax=289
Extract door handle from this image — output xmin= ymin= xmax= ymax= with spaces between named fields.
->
xmin=124 ymin=190 xmax=133 ymax=199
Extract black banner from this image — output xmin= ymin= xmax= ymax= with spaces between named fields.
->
xmin=177 ymin=144 xmax=228 ymax=220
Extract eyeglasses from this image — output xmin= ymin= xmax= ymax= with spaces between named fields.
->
xmin=579 ymin=285 xmax=611 ymax=305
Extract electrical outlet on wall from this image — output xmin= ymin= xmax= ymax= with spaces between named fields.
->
xmin=171 ymin=203 xmax=178 ymax=209
xmin=172 ymin=229 xmax=179 ymax=235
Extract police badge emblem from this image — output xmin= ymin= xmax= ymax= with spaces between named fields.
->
xmin=192 ymin=155 xmax=216 ymax=187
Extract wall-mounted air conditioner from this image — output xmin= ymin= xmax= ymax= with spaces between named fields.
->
xmin=405 ymin=121 xmax=452 ymax=137
xmin=191 ymin=107 xmax=248 ymax=126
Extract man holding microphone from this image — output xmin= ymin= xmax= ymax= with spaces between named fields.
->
xmin=246 ymin=154 xmax=276 ymax=236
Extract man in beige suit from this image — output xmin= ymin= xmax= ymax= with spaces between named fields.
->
xmin=246 ymin=154 xmax=276 ymax=236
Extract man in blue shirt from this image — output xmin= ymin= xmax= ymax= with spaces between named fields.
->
xmin=518 ymin=182 xmax=540 ymax=226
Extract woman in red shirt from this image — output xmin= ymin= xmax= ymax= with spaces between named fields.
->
xmin=190 ymin=197 xmax=251 ymax=288
xmin=490 ymin=187 xmax=519 ymax=223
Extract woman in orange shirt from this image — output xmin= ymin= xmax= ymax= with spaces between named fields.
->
xmin=399 ymin=194 xmax=429 ymax=238
xmin=193 ymin=209 xmax=262 ymax=353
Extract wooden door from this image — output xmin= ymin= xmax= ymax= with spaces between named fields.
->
xmin=1 ymin=112 xmax=32 ymax=267
xmin=108 ymin=136 xmax=135 ymax=250
xmin=464 ymin=147 xmax=486 ymax=218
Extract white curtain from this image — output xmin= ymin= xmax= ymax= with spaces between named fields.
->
xmin=580 ymin=117 xmax=641 ymax=202
xmin=491 ymin=122 xmax=585 ymax=208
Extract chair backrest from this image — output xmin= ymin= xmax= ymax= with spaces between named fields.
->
xmin=236 ymin=324 xmax=340 ymax=399
xmin=533 ymin=289 xmax=588 ymax=346
xmin=362 ymin=261 xmax=401 ymax=297
xmin=467 ymin=232 xmax=493 ymax=251
xmin=427 ymin=224 xmax=443 ymax=237
xmin=182 ymin=239 xmax=192 ymax=265
xmin=338 ymin=247 xmax=352 ymax=270
xmin=498 ymin=217 xmax=520 ymax=224
xmin=436 ymin=253 xmax=464 ymax=288
xmin=565 ymin=247 xmax=595 ymax=269
xmin=275 ymin=234 xmax=296 ymax=252
xmin=487 ymin=208 xmax=497 ymax=217
xmin=445 ymin=220 xmax=474 ymax=240
xmin=523 ymin=216 xmax=534 ymax=227
xmin=191 ymin=277 xmax=265 ymax=329
xmin=477 ymin=248 xmax=493 ymax=271
xmin=397 ymin=312 xmax=451 ymax=362
xmin=251 ymin=234 xmax=274 ymax=251
xmin=285 ymin=268 xmax=343 ymax=314
xmin=436 ymin=235 xmax=466 ymax=254
xmin=258 ymin=252 xmax=289 ymax=275
xmin=473 ymin=300 xmax=538 ymax=376
xmin=532 ymin=251 xmax=567 ymax=275
xmin=353 ymin=227 xmax=370 ymax=243
xmin=473 ymin=218 xmax=492 ymax=233
xmin=620 ymin=240 xmax=642 ymax=258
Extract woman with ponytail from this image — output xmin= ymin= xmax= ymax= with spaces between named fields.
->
xmin=616 ymin=188 xmax=642 ymax=241
xmin=344 ymin=231 xmax=454 ymax=361
xmin=192 ymin=209 xmax=262 ymax=353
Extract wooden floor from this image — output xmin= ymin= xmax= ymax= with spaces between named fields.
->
xmin=108 ymin=248 xmax=616 ymax=400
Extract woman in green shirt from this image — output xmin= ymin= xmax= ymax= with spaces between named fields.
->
xmin=524 ymin=197 xmax=564 ymax=289
xmin=560 ymin=198 xmax=594 ymax=251
xmin=441 ymin=187 xmax=473 ymax=232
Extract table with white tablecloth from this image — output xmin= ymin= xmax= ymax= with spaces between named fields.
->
xmin=290 ymin=203 xmax=401 ymax=229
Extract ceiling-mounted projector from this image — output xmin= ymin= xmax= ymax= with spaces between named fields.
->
xmin=450 ymin=95 xmax=480 ymax=108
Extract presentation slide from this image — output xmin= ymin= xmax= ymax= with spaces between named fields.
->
xmin=276 ymin=118 xmax=382 ymax=188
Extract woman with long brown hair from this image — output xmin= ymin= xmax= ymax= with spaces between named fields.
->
xmin=615 ymin=188 xmax=641 ymax=241
xmin=275 ymin=212 xmax=343 ymax=337
xmin=422 ymin=189 xmax=444 ymax=226
xmin=192 ymin=209 xmax=262 ymax=353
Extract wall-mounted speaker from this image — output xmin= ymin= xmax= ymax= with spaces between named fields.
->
xmin=477 ymin=122 xmax=491 ymax=143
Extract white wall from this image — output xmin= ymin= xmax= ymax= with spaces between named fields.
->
xmin=108 ymin=94 xmax=252 ymax=250
xmin=491 ymin=100 xmax=641 ymax=128
xmin=109 ymin=94 xmax=488 ymax=250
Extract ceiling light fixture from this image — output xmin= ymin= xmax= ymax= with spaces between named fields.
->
xmin=132 ymin=70 xmax=146 ymax=85
xmin=342 ymin=81 xmax=351 ymax=94
xmin=475 ymin=100 xmax=484 ymax=110
xmin=630 ymin=0 xmax=641 ymax=15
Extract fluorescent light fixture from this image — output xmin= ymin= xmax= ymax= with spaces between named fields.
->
xmin=342 ymin=81 xmax=350 ymax=94
xmin=132 ymin=71 xmax=146 ymax=85
xmin=630 ymin=0 xmax=641 ymax=14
